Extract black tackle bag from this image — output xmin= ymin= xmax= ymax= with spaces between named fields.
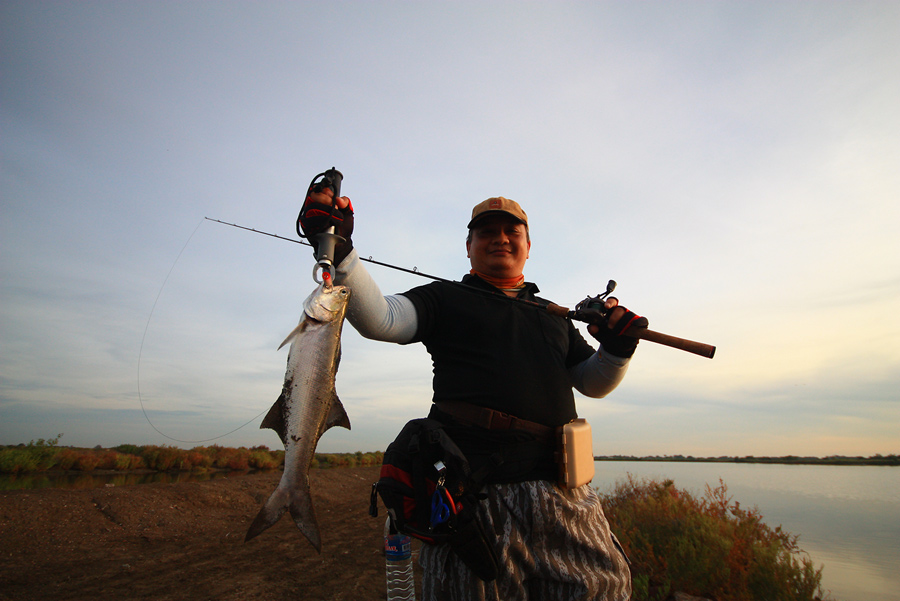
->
xmin=369 ymin=418 xmax=502 ymax=582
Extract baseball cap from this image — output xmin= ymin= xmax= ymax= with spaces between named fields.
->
xmin=467 ymin=197 xmax=528 ymax=229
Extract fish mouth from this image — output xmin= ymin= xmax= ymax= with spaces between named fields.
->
xmin=302 ymin=311 xmax=335 ymax=324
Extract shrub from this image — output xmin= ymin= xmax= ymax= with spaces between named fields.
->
xmin=600 ymin=475 xmax=828 ymax=601
xmin=0 ymin=448 xmax=39 ymax=474
xmin=211 ymin=446 xmax=250 ymax=470
xmin=311 ymin=451 xmax=383 ymax=469
xmin=113 ymin=444 xmax=143 ymax=456
xmin=0 ymin=435 xmax=64 ymax=473
xmin=112 ymin=452 xmax=143 ymax=470
xmin=54 ymin=448 xmax=80 ymax=471
xmin=248 ymin=449 xmax=280 ymax=470
xmin=184 ymin=450 xmax=211 ymax=470
xmin=190 ymin=446 xmax=217 ymax=467
xmin=140 ymin=445 xmax=185 ymax=470
xmin=74 ymin=452 xmax=100 ymax=471
xmin=96 ymin=451 xmax=120 ymax=470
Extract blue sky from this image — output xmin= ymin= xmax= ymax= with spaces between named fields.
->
xmin=2 ymin=1 xmax=897 ymax=456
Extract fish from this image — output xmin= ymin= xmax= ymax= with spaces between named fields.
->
xmin=244 ymin=282 xmax=351 ymax=550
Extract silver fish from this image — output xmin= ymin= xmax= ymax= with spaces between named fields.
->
xmin=245 ymin=282 xmax=351 ymax=550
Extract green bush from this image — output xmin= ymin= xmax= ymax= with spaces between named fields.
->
xmin=249 ymin=448 xmax=280 ymax=470
xmin=600 ymin=476 xmax=829 ymax=601
xmin=0 ymin=435 xmax=63 ymax=473
xmin=0 ymin=448 xmax=40 ymax=473
xmin=113 ymin=444 xmax=143 ymax=456
xmin=139 ymin=445 xmax=185 ymax=470
xmin=312 ymin=451 xmax=384 ymax=469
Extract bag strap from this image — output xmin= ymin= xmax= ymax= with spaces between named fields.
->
xmin=408 ymin=429 xmax=433 ymax=529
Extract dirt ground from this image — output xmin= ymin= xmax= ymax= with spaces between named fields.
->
xmin=0 ymin=466 xmax=411 ymax=601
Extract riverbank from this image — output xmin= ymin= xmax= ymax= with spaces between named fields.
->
xmin=0 ymin=466 xmax=389 ymax=601
xmin=1 ymin=464 xmax=831 ymax=601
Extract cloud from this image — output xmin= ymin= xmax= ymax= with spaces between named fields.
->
xmin=1 ymin=2 xmax=898 ymax=456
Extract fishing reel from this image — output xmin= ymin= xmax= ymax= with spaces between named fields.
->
xmin=570 ymin=280 xmax=618 ymax=325
xmin=297 ymin=167 xmax=345 ymax=285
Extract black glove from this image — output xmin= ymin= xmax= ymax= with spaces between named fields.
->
xmin=583 ymin=301 xmax=648 ymax=358
xmin=297 ymin=177 xmax=354 ymax=265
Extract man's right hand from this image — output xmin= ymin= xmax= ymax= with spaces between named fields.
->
xmin=298 ymin=186 xmax=355 ymax=265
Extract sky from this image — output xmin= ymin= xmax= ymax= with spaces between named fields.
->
xmin=2 ymin=1 xmax=898 ymax=458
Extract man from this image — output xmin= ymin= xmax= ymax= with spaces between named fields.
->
xmin=301 ymin=189 xmax=640 ymax=601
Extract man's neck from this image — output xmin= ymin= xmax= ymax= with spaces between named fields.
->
xmin=470 ymin=269 xmax=525 ymax=296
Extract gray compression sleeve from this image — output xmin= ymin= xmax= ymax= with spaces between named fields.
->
xmin=569 ymin=350 xmax=630 ymax=398
xmin=333 ymin=249 xmax=418 ymax=343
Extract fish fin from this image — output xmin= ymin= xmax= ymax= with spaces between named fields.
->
xmin=277 ymin=319 xmax=309 ymax=350
xmin=324 ymin=394 xmax=351 ymax=432
xmin=245 ymin=484 xmax=290 ymax=543
xmin=260 ymin=392 xmax=287 ymax=445
xmin=245 ymin=478 xmax=322 ymax=552
xmin=288 ymin=480 xmax=322 ymax=552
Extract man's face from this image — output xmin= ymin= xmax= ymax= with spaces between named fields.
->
xmin=466 ymin=214 xmax=530 ymax=279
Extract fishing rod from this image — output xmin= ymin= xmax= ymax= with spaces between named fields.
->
xmin=206 ymin=217 xmax=453 ymax=282
xmin=205 ymin=217 xmax=716 ymax=359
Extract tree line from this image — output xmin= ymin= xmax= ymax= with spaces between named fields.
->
xmin=0 ymin=435 xmax=384 ymax=474
xmin=596 ymin=453 xmax=898 ymax=466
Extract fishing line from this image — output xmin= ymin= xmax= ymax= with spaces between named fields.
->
xmin=205 ymin=218 xmax=572 ymax=309
xmin=137 ymin=218 xmax=269 ymax=444
xmin=205 ymin=217 xmax=454 ymax=284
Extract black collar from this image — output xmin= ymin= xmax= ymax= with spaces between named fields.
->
xmin=461 ymin=273 xmax=541 ymax=299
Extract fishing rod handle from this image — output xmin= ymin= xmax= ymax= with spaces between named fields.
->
xmin=545 ymin=303 xmax=716 ymax=359
xmin=626 ymin=327 xmax=716 ymax=359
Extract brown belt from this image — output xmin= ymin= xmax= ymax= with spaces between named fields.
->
xmin=433 ymin=401 xmax=556 ymax=439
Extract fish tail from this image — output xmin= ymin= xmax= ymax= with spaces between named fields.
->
xmin=244 ymin=486 xmax=290 ymax=542
xmin=288 ymin=482 xmax=322 ymax=552
xmin=244 ymin=480 xmax=322 ymax=552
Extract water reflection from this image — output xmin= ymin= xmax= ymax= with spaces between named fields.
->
xmin=593 ymin=461 xmax=900 ymax=601
xmin=0 ymin=469 xmax=254 ymax=491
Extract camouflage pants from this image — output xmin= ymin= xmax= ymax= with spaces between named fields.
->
xmin=419 ymin=480 xmax=632 ymax=601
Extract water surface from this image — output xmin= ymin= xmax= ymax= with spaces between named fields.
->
xmin=593 ymin=460 xmax=900 ymax=601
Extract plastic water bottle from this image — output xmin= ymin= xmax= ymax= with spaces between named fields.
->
xmin=384 ymin=518 xmax=416 ymax=601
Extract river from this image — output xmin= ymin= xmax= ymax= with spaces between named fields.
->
xmin=592 ymin=460 xmax=900 ymax=601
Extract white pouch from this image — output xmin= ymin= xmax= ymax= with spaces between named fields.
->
xmin=557 ymin=418 xmax=595 ymax=489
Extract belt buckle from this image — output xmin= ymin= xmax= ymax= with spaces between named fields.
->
xmin=489 ymin=410 xmax=514 ymax=430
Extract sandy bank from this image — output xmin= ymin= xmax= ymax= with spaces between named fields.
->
xmin=0 ymin=466 xmax=391 ymax=601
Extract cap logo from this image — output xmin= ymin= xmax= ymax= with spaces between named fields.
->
xmin=467 ymin=196 xmax=528 ymax=229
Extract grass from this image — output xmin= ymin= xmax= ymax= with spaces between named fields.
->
xmin=0 ymin=435 xmax=383 ymax=474
xmin=599 ymin=475 xmax=830 ymax=601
